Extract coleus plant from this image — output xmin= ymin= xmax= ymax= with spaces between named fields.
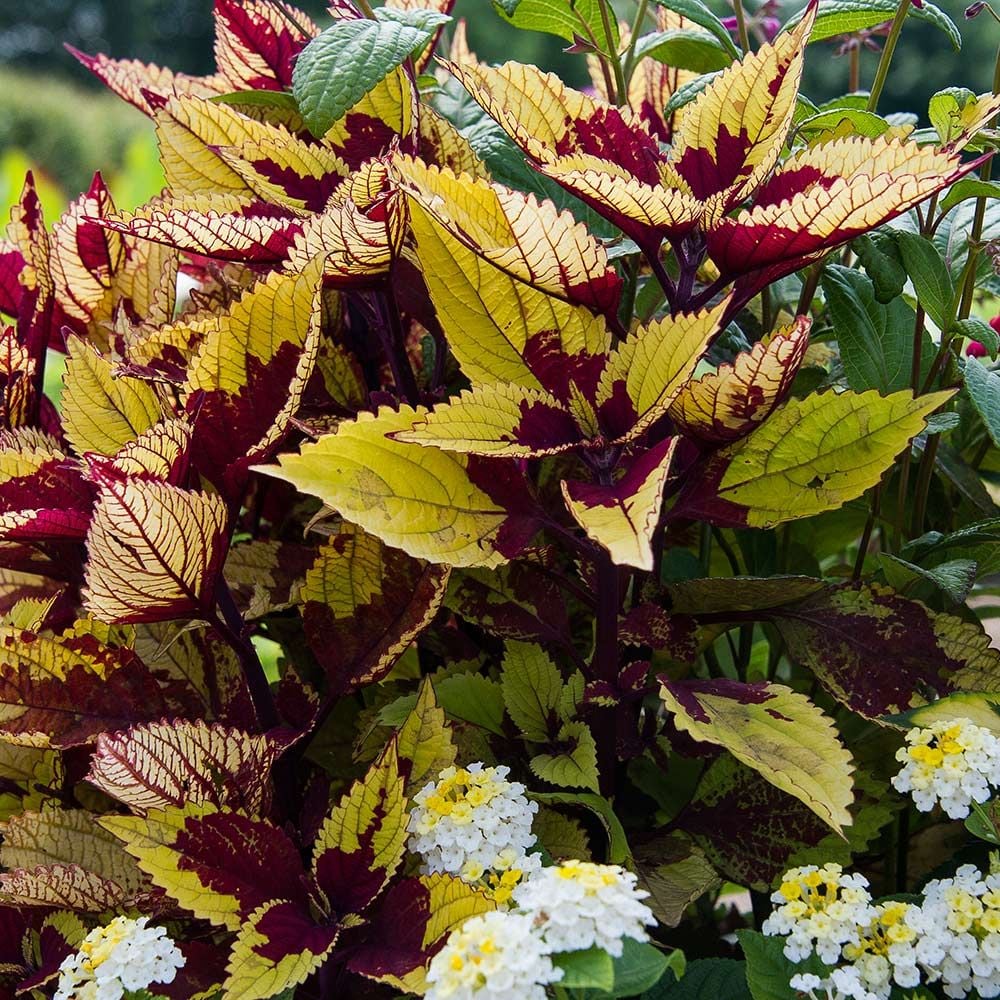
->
xmin=0 ymin=0 xmax=999 ymax=996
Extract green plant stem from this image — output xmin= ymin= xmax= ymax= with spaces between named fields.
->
xmin=731 ymin=0 xmax=751 ymax=53
xmin=622 ymin=0 xmax=650 ymax=84
xmin=597 ymin=0 xmax=629 ymax=106
xmin=572 ymin=8 xmax=618 ymax=103
xmin=866 ymin=0 xmax=912 ymax=114
xmin=853 ymin=484 xmax=881 ymax=580
xmin=911 ymin=434 xmax=940 ymax=537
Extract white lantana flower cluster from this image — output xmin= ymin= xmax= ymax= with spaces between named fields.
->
xmin=425 ymin=857 xmax=654 ymax=999
xmin=907 ymin=864 xmax=1000 ymax=998
xmin=767 ymin=862 xmax=1000 ymax=999
xmin=512 ymin=860 xmax=655 ymax=957
xmin=54 ymin=916 xmax=185 ymax=1000
xmin=408 ymin=763 xmax=540 ymax=903
xmin=425 ymin=911 xmax=563 ymax=1000
xmin=892 ymin=718 xmax=1000 ymax=819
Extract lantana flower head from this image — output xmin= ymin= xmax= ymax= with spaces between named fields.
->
xmin=892 ymin=718 xmax=1000 ymax=819
xmin=512 ymin=860 xmax=655 ymax=957
xmin=907 ymin=864 xmax=1000 ymax=998
xmin=408 ymin=763 xmax=540 ymax=902
xmin=425 ymin=910 xmax=562 ymax=1000
xmin=54 ymin=915 xmax=185 ymax=1000
xmin=762 ymin=863 xmax=877 ymax=965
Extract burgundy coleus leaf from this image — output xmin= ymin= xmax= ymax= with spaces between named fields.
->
xmin=619 ymin=602 xmax=698 ymax=663
xmin=0 ymin=625 xmax=170 ymax=747
xmin=343 ymin=876 xmax=431 ymax=980
xmin=102 ymin=805 xmax=312 ymax=931
xmin=300 ymin=526 xmax=450 ymax=697
xmin=0 ymin=240 xmax=25 ymax=319
xmin=9 ymin=911 xmax=82 ymax=994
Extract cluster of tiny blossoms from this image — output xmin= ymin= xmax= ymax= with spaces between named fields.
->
xmin=408 ymin=763 xmax=540 ymax=903
xmin=55 ymin=916 xmax=185 ymax=1000
xmin=892 ymin=718 xmax=1000 ymax=819
xmin=767 ymin=863 xmax=1000 ymax=999
xmin=426 ymin=860 xmax=655 ymax=1000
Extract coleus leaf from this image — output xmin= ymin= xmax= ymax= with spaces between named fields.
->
xmin=669 ymin=317 xmax=810 ymax=443
xmin=292 ymin=18 xmax=433 ymax=138
xmin=407 ymin=194 xmax=609 ymax=395
xmin=184 ymin=256 xmax=324 ymax=489
xmin=492 ymin=0 xmax=619 ymax=49
xmin=102 ymin=804 xmax=309 ymax=931
xmin=61 ymin=337 xmax=163 ymax=456
xmin=652 ymin=0 xmax=741 ymax=58
xmin=0 ymin=626 xmax=169 ymax=747
xmin=501 ymin=641 xmax=565 ymax=742
xmin=675 ymin=389 xmax=951 ymax=528
xmin=632 ymin=832 xmax=721 ymax=929
xmin=0 ymin=864 xmax=130 ymax=913
xmin=82 ymin=467 xmax=229 ymax=625
xmin=263 ymin=407 xmax=515 ymax=568
xmin=659 ymin=678 xmax=854 ymax=833
xmin=530 ymin=720 xmax=600 ymax=793
xmin=418 ymin=106 xmax=489 ymax=179
xmin=562 ymin=437 xmax=677 ymax=571
xmin=636 ymin=28 xmax=735 ymax=75
xmin=396 ymin=678 xmax=457 ymax=793
xmin=312 ymin=742 xmax=408 ymax=916
xmin=86 ymin=720 xmax=281 ymax=816
xmin=669 ymin=0 xmax=816 ymax=221
xmin=0 ymin=743 xmax=62 ymax=822
xmin=300 ymin=525 xmax=450 ymax=695
xmin=222 ymin=899 xmax=338 ymax=1000
xmin=395 ymin=155 xmax=622 ymax=315
xmin=212 ymin=0 xmax=319 ymax=92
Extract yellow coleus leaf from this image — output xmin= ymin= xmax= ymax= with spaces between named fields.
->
xmin=395 ymin=157 xmax=620 ymax=314
xmin=660 ymin=678 xmax=854 ymax=834
xmin=394 ymin=383 xmax=582 ymax=458
xmin=419 ymin=872 xmax=496 ymax=948
xmin=530 ymin=720 xmax=600 ymax=793
xmin=408 ymin=198 xmax=609 ymax=390
xmin=0 ymin=743 xmax=62 ymax=822
xmin=397 ymin=679 xmax=457 ymax=795
xmin=110 ymin=419 xmax=191 ymax=480
xmin=83 ymin=474 xmax=228 ymax=624
xmin=669 ymin=317 xmax=811 ymax=443
xmin=418 ymin=106 xmax=489 ymax=180
xmin=670 ymin=0 xmax=816 ymax=222
xmin=312 ymin=742 xmax=408 ymax=902
xmin=223 ymin=900 xmax=338 ymax=1000
xmin=718 ymin=388 xmax=952 ymax=528
xmin=262 ymin=406 xmax=510 ymax=568
xmin=61 ymin=337 xmax=163 ymax=456
xmin=323 ymin=66 xmax=416 ymax=155
xmin=562 ymin=438 xmax=677 ymax=571
xmin=0 ymin=863 xmax=129 ymax=912
xmin=596 ymin=296 xmax=730 ymax=442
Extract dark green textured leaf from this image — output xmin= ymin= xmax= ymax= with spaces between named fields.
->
xmin=738 ymin=930 xmax=827 ymax=1000
xmin=822 ymin=264 xmax=916 ymax=393
xmin=795 ymin=108 xmax=889 ymax=140
xmin=492 ymin=0 xmax=619 ymax=50
xmin=939 ymin=179 xmax=1000 ymax=218
xmin=292 ymin=19 xmax=431 ymax=137
xmin=636 ymin=29 xmax=735 ymax=73
xmin=893 ymin=232 xmax=954 ymax=332
xmin=877 ymin=554 xmax=977 ymax=604
xmin=652 ymin=958 xmax=751 ymax=1000
xmin=554 ymin=947 xmax=616 ymax=992
xmin=784 ymin=0 xmax=961 ymax=50
xmin=851 ymin=234 xmax=906 ymax=303
xmin=652 ymin=0 xmax=741 ymax=57
xmin=664 ymin=71 xmax=722 ymax=116
xmin=954 ymin=318 xmax=999 ymax=359
xmin=606 ymin=939 xmax=672 ymax=997
xmin=374 ymin=7 xmax=452 ymax=31
xmin=964 ymin=356 xmax=1000 ymax=448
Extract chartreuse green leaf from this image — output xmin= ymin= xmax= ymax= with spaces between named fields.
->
xmin=436 ymin=673 xmax=506 ymax=735
xmin=261 ymin=407 xmax=509 ymax=569
xmin=653 ymin=0 xmax=740 ymax=57
xmin=531 ymin=721 xmax=600 ymax=793
xmin=821 ymin=265 xmax=915 ymax=393
xmin=501 ymin=641 xmax=563 ymax=741
xmin=783 ymin=0 xmax=961 ymax=50
xmin=794 ymin=107 xmax=889 ymax=141
xmin=718 ymin=389 xmax=952 ymax=528
xmin=964 ymin=357 xmax=1000 ymax=448
xmin=939 ymin=179 xmax=1000 ymax=218
xmin=885 ymin=691 xmax=1000 ymax=735
xmin=292 ymin=19 xmax=432 ymax=137
xmin=660 ymin=679 xmax=854 ymax=833
xmin=492 ymin=0 xmax=618 ymax=51
xmin=531 ymin=791 xmax=631 ymax=863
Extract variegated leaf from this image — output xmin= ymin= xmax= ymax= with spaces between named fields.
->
xmin=0 ymin=864 xmax=128 ymax=912
xmin=396 ymin=679 xmax=456 ymax=793
xmin=61 ymin=337 xmax=163 ymax=456
xmin=312 ymin=742 xmax=408 ymax=915
xmin=0 ymin=743 xmax=62 ymax=821
xmin=396 ymin=157 xmax=621 ymax=314
xmin=82 ymin=469 xmax=229 ymax=624
xmin=264 ymin=407 xmax=514 ymax=568
xmin=595 ymin=297 xmax=730 ymax=442
xmin=562 ymin=438 xmax=677 ymax=571
xmin=394 ymin=383 xmax=582 ymax=457
xmin=300 ymin=526 xmax=450 ymax=694
xmin=669 ymin=317 xmax=811 ymax=443
xmin=418 ymin=106 xmax=489 ymax=179
xmin=102 ymin=804 xmax=309 ymax=931
xmin=87 ymin=720 xmax=280 ymax=815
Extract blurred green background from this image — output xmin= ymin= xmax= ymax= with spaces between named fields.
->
xmin=0 ymin=0 xmax=995 ymax=217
